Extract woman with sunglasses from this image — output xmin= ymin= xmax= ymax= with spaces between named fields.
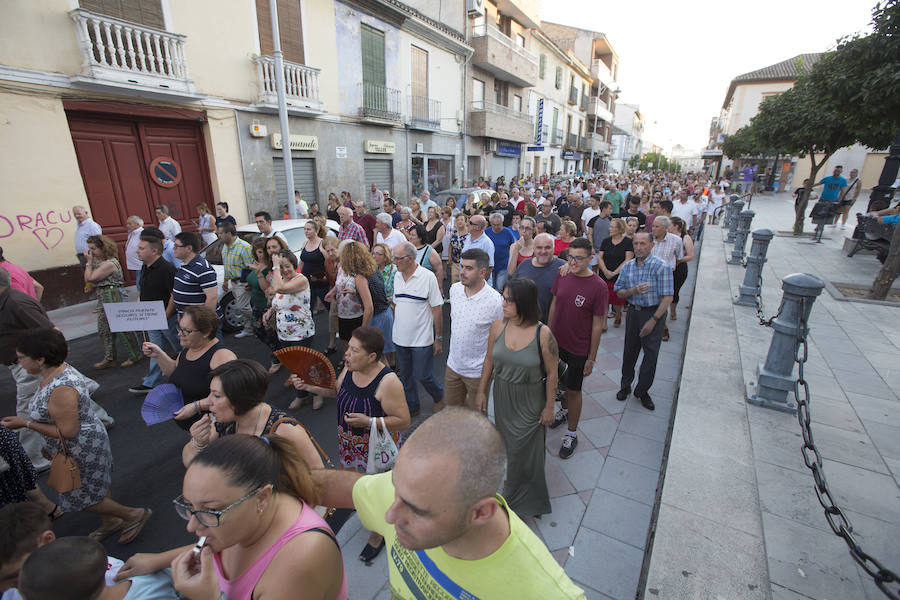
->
xmin=144 ymin=306 xmax=237 ymax=432
xmin=114 ymin=435 xmax=347 ymax=600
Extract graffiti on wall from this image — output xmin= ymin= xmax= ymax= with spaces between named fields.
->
xmin=0 ymin=210 xmax=73 ymax=250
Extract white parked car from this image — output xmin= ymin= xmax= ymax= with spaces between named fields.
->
xmin=200 ymin=218 xmax=339 ymax=332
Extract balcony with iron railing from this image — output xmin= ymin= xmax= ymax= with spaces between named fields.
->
xmin=551 ymin=129 xmax=563 ymax=146
xmin=584 ymin=132 xmax=611 ymax=155
xmin=253 ymin=55 xmax=323 ymax=114
xmin=408 ymin=95 xmax=441 ymax=130
xmin=358 ymin=82 xmax=402 ymax=124
xmin=568 ymin=86 xmax=578 ymax=105
xmin=469 ymin=101 xmax=534 ymax=143
xmin=69 ymin=8 xmax=197 ymax=97
xmin=471 ymin=25 xmax=537 ymax=88
xmin=567 ymin=132 xmax=580 ymax=148
xmin=588 ymin=96 xmax=614 ymax=123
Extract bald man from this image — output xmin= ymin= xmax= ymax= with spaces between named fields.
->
xmin=313 ymin=408 xmax=586 ymax=599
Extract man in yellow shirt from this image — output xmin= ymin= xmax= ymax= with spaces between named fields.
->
xmin=314 ymin=408 xmax=586 ymax=599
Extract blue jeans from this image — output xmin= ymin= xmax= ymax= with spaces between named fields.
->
xmin=142 ymin=320 xmax=179 ymax=388
xmin=491 ymin=268 xmax=509 ymax=292
xmin=395 ymin=344 xmax=443 ymax=413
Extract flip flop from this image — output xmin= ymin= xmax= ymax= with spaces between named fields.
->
xmin=88 ymin=518 xmax=124 ymax=541
xmin=117 ymin=508 xmax=152 ymax=544
xmin=359 ymin=539 xmax=385 ymax=564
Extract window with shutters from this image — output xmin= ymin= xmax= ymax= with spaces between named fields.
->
xmin=539 ymin=54 xmax=546 ymax=79
xmin=80 ymin=0 xmax=164 ymax=29
xmin=554 ymin=67 xmax=562 ymax=89
xmin=361 ymin=24 xmax=386 ymax=87
xmin=255 ymin=0 xmax=304 ymax=64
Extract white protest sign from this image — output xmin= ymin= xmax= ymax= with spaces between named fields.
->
xmin=103 ymin=301 xmax=168 ymax=333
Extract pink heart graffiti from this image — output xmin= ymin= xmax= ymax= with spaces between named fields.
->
xmin=32 ymin=227 xmax=64 ymax=250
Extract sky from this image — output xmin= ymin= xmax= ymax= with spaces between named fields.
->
xmin=540 ymin=0 xmax=875 ymax=153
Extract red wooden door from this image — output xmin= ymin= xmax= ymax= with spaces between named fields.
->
xmin=67 ymin=112 xmax=214 ymax=282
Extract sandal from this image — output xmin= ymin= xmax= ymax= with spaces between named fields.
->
xmin=662 ymin=327 xmax=670 ymax=342
xmin=88 ymin=518 xmax=124 ymax=542
xmin=119 ymin=357 xmax=142 ymax=368
xmin=614 ymin=315 xmax=621 ymax=328
xmin=48 ymin=504 xmax=64 ymax=521
xmin=359 ymin=539 xmax=385 ymax=564
xmin=118 ymin=508 xmax=152 ymax=544
xmin=93 ymin=359 xmax=117 ymax=370
xmin=288 ymin=394 xmax=309 ymax=410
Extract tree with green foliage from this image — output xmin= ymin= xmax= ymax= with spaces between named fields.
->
xmin=637 ymin=152 xmax=680 ymax=172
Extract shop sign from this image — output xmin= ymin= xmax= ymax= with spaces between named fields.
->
xmin=496 ymin=141 xmax=521 ymax=157
xmin=526 ymin=146 xmax=545 ymax=152
xmin=561 ymin=150 xmax=583 ymax=160
xmin=365 ymin=140 xmax=395 ymax=154
xmin=270 ymin=133 xmax=319 ymax=151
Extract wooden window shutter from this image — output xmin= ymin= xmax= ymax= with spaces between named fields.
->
xmin=80 ymin=0 xmax=164 ymax=30
xmin=539 ymin=54 xmax=546 ymax=79
xmin=255 ymin=0 xmax=305 ymax=64
xmin=361 ymin=24 xmax=386 ymax=87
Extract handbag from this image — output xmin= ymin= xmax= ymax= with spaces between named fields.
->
xmin=48 ymin=427 xmax=81 ymax=493
xmin=366 ymin=417 xmax=398 ymax=474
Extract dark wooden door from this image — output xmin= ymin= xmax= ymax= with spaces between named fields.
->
xmin=67 ymin=112 xmax=214 ymax=281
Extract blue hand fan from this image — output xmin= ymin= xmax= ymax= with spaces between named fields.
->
xmin=141 ymin=384 xmax=185 ymax=425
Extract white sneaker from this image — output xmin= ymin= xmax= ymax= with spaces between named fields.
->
xmin=234 ymin=330 xmax=253 ymax=339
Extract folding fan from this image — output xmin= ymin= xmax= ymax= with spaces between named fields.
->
xmin=141 ymin=384 xmax=185 ymax=425
xmin=274 ymin=346 xmax=336 ymax=389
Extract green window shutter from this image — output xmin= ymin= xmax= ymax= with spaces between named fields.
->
xmin=555 ymin=67 xmax=562 ymax=89
xmin=361 ymin=24 xmax=386 ymax=87
xmin=539 ymin=54 xmax=546 ymax=79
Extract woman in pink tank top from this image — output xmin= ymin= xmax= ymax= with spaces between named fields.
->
xmin=112 ymin=434 xmax=347 ymax=600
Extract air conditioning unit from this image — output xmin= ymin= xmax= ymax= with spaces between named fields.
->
xmin=467 ymin=0 xmax=485 ymax=17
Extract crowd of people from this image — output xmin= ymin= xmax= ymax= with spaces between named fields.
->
xmin=0 ymin=169 xmax=725 ymax=599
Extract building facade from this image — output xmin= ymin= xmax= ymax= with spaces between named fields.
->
xmin=608 ymin=103 xmax=643 ymax=173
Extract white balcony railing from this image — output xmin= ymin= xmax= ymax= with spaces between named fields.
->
xmin=588 ymin=97 xmax=614 ymax=123
xmin=590 ymin=59 xmax=614 ymax=88
xmin=254 ymin=55 xmax=321 ymax=108
xmin=471 ymin=25 xmax=538 ymax=63
xmin=470 ymin=100 xmax=533 ymax=123
xmin=70 ymin=8 xmax=194 ymax=93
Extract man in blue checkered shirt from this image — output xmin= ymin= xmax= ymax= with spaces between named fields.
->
xmin=613 ymin=231 xmax=673 ymax=411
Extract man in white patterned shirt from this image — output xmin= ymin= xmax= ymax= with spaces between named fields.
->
xmin=443 ymin=249 xmax=503 ymax=410
xmin=650 ymin=216 xmax=683 ymax=270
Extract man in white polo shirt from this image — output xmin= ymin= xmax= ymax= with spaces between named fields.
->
xmin=374 ymin=213 xmax=405 ymax=248
xmin=392 ymin=241 xmax=444 ymax=417
xmin=444 ymin=248 xmax=503 ymax=410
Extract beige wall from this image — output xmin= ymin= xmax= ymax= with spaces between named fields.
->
xmin=303 ymin=0 xmax=339 ymax=112
xmin=0 ymin=0 xmax=82 ymax=75
xmin=861 ymin=153 xmax=889 ymax=190
xmin=0 ymin=91 xmax=89 ymax=270
xmin=724 ymin=81 xmax=793 ymax=135
xmin=203 ymin=109 xmax=250 ymax=225
xmin=169 ymin=1 xmax=258 ymax=102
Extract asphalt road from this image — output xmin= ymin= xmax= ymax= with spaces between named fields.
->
xmin=0 ymin=307 xmax=451 ymax=559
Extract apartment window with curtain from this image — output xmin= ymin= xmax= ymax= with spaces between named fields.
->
xmin=513 ymin=95 xmax=522 ymax=113
xmin=255 ymin=0 xmax=304 ymax=64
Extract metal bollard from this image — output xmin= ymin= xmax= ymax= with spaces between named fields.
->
xmin=727 ymin=209 xmax=755 ymax=264
xmin=725 ymin=200 xmax=745 ymax=243
xmin=723 ymin=194 xmax=739 ymax=229
xmin=746 ymin=273 xmax=824 ymax=413
xmin=734 ymin=229 xmax=774 ymax=306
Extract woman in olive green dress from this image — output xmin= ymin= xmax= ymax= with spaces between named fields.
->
xmin=476 ymin=278 xmax=558 ymax=517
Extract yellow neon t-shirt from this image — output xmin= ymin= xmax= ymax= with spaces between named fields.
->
xmin=352 ymin=472 xmax=586 ymax=600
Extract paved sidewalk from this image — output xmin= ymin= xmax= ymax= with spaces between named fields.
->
xmin=646 ymin=192 xmax=900 ymax=599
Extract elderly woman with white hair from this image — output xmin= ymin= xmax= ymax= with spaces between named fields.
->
xmin=124 ymin=215 xmax=144 ymax=287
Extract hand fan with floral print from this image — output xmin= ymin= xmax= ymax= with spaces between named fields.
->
xmin=274 ymin=346 xmax=336 ymax=389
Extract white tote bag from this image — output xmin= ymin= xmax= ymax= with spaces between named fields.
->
xmin=366 ymin=417 xmax=398 ymax=474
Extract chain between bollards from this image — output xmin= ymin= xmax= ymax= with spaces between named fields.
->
xmin=792 ymin=298 xmax=900 ymax=599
